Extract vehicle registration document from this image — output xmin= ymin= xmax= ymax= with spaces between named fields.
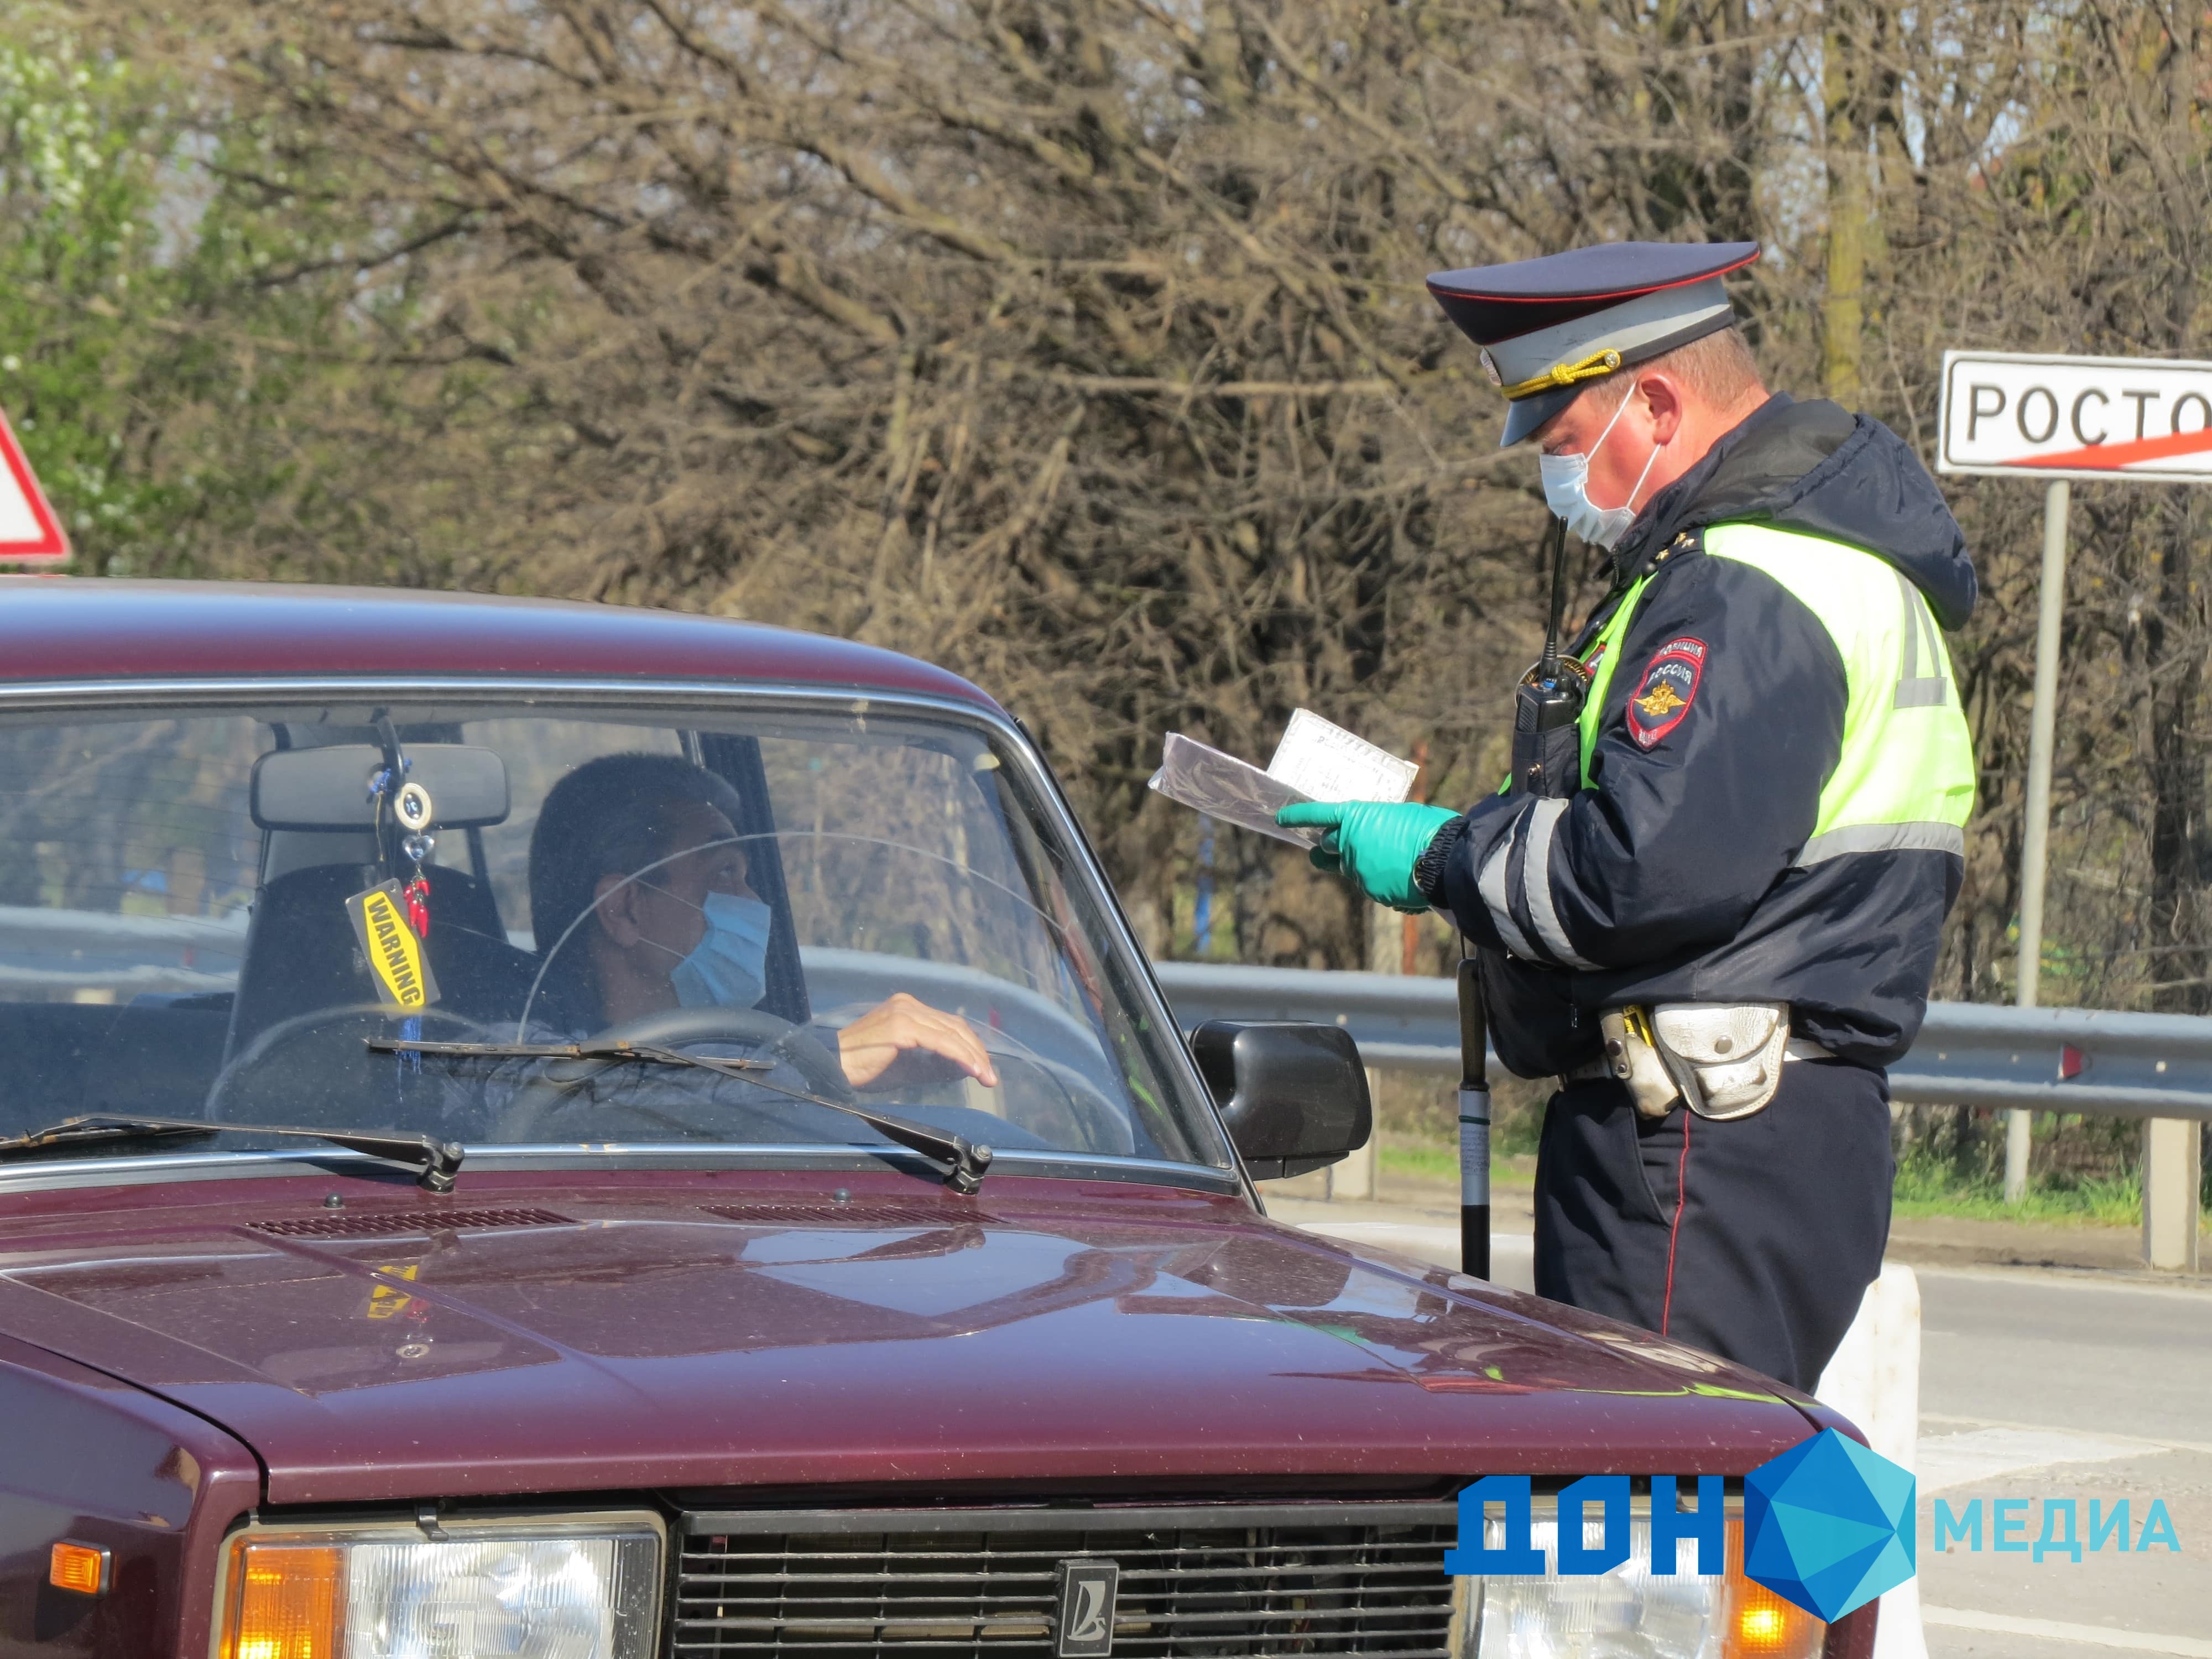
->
xmin=1147 ymin=710 xmax=1418 ymax=846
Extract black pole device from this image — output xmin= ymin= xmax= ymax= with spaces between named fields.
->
xmin=1473 ymin=514 xmax=1585 ymax=1276
xmin=1511 ymin=518 xmax=1590 ymax=800
xmin=1540 ymin=514 xmax=1571 ymax=679
xmin=1457 ymin=953 xmax=1490 ymax=1279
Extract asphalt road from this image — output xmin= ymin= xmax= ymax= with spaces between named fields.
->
xmin=1267 ymin=1194 xmax=2212 ymax=1657
xmin=1914 ymin=1265 xmax=2212 ymax=1658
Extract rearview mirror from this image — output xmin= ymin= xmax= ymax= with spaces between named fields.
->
xmin=1188 ymin=1020 xmax=1372 ymax=1181
xmin=252 ymin=744 xmax=512 ymax=831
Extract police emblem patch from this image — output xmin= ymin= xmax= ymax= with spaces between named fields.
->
xmin=1626 ymin=637 xmax=1707 ymax=748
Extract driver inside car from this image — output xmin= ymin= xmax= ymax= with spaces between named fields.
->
xmin=525 ymin=752 xmax=999 ymax=1092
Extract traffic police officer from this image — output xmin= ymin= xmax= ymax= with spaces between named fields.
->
xmin=1281 ymin=242 xmax=1976 ymax=1391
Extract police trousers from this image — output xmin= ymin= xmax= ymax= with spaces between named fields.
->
xmin=1532 ymin=1057 xmax=1892 ymax=1392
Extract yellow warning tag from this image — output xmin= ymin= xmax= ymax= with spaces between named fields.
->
xmin=345 ymin=880 xmax=441 ymax=1011
xmin=365 ymin=1262 xmax=420 ymax=1319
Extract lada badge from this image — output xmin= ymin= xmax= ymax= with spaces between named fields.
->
xmin=1054 ymin=1558 xmax=1120 ymax=1658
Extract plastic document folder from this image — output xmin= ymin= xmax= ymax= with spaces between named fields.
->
xmin=1147 ymin=709 xmax=1417 ymax=847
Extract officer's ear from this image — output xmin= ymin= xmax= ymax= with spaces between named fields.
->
xmin=1637 ymin=369 xmax=1688 ymax=447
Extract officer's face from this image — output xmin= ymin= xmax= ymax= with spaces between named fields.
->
xmin=1537 ymin=379 xmax=1658 ymax=504
xmin=1535 ymin=370 xmax=1709 ymax=521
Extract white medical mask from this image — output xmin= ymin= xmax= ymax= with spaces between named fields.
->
xmin=640 ymin=887 xmax=775 ymax=1010
xmin=1538 ymin=385 xmax=1662 ymax=550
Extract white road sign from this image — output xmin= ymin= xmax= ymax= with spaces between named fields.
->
xmin=0 ymin=406 xmax=67 ymax=559
xmin=1938 ymin=350 xmax=2212 ymax=483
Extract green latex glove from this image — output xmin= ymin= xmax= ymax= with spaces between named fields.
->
xmin=1276 ymin=801 xmax=1458 ymax=914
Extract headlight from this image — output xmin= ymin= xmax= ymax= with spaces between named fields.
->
xmin=1455 ymin=1511 xmax=1824 ymax=1659
xmin=216 ymin=1514 xmax=661 ymax=1659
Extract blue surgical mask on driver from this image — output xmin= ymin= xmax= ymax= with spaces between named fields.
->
xmin=650 ymin=889 xmax=774 ymax=1010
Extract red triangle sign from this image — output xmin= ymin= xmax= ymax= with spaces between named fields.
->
xmin=0 ymin=406 xmax=69 ymax=561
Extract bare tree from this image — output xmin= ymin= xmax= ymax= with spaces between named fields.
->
xmin=66 ymin=1 xmax=2209 ymax=1130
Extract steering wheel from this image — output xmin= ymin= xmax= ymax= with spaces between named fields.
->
xmin=988 ymin=1052 xmax=1137 ymax=1157
xmin=488 ymin=1004 xmax=850 ymax=1144
xmin=206 ymin=1004 xmax=500 ymax=1129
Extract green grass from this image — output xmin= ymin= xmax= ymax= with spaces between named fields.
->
xmin=1380 ymin=1144 xmax=1534 ymax=1190
xmin=1383 ymin=1141 xmax=2203 ymax=1227
xmin=1889 ymin=1150 xmax=2148 ymax=1228
xmin=1379 ymin=1144 xmax=1456 ymax=1183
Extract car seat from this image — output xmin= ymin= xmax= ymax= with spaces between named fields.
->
xmin=225 ymin=862 xmax=538 ymax=1060
xmin=209 ymin=863 xmax=540 ymax=1132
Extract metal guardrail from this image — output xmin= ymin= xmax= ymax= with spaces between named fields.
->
xmin=1154 ymin=961 xmax=2212 ymax=1124
xmin=10 ymin=901 xmax=2205 ymax=1124
xmin=0 ymin=903 xmax=248 ymax=999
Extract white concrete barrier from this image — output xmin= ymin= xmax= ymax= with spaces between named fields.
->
xmin=1814 ymin=1263 xmax=1927 ymax=1659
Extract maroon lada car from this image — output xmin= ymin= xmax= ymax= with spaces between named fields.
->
xmin=0 ymin=581 xmax=1866 ymax=1659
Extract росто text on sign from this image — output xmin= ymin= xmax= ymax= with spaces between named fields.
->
xmin=1938 ymin=351 xmax=2212 ymax=482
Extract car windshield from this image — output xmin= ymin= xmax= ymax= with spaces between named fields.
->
xmin=0 ymin=695 xmax=1227 ymax=1181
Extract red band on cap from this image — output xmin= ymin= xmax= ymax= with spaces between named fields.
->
xmin=1425 ymin=249 xmax=1760 ymax=305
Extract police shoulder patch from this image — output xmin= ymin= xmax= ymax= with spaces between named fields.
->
xmin=1626 ymin=636 xmax=1707 ymax=749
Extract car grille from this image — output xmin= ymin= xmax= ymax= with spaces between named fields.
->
xmin=671 ymin=1505 xmax=1458 ymax=1659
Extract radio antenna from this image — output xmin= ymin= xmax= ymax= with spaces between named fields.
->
xmin=1539 ymin=517 xmax=1569 ymax=680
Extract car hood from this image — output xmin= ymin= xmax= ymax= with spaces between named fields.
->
xmin=0 ymin=1172 xmax=1822 ymax=1504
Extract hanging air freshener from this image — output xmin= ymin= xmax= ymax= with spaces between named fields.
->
xmin=342 ymin=880 xmax=442 ymax=1011
xmin=348 ymin=735 xmax=442 ymax=1052
xmin=394 ymin=780 xmax=436 ymax=937
xmin=403 ymin=871 xmax=431 ymax=937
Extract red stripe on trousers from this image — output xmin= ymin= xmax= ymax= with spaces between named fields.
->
xmin=1662 ymin=1113 xmax=1692 ymax=1334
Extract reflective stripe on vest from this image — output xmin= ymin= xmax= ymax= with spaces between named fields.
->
xmin=1575 ymin=525 xmax=1975 ymax=860
xmin=1574 ymin=571 xmax=1650 ymax=785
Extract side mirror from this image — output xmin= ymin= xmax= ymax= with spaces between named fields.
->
xmin=1188 ymin=1020 xmax=1372 ymax=1181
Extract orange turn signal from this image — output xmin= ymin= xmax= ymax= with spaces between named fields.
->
xmin=49 ymin=1541 xmax=107 ymax=1597
xmin=1719 ymin=1526 xmax=1823 ymax=1658
xmin=220 ymin=1542 xmax=342 ymax=1659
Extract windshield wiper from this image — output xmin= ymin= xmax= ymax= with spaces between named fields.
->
xmin=0 ymin=1115 xmax=466 ymax=1192
xmin=371 ymin=1037 xmax=995 ymax=1193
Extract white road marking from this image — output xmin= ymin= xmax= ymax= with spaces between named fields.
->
xmin=1911 ymin=1264 xmax=2212 ymax=1303
xmin=1921 ymin=1411 xmax=2212 ymax=1460
xmin=1922 ymin=1607 xmax=2212 ymax=1657
xmin=1916 ymin=1426 xmax=2145 ymax=1495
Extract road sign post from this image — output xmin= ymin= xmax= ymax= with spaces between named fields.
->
xmin=2007 ymin=478 xmax=2069 ymax=1201
xmin=1939 ymin=351 xmax=2210 ymax=1254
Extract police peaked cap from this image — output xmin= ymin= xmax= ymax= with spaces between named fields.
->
xmin=1428 ymin=242 xmax=1760 ymax=446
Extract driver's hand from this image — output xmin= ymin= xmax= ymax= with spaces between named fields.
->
xmin=835 ymin=992 xmax=1000 ymax=1091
